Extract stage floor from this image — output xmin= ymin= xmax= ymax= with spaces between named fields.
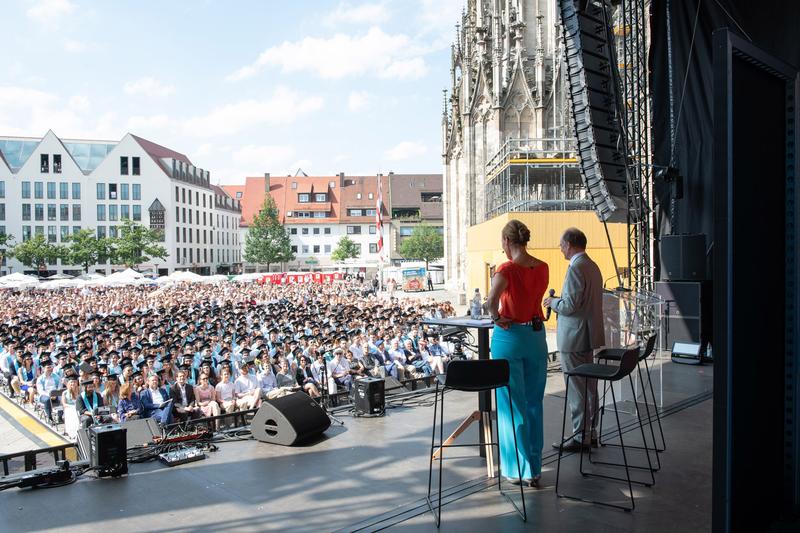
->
xmin=0 ymin=360 xmax=713 ymax=532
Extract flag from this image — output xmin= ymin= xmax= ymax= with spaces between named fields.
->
xmin=376 ymin=174 xmax=384 ymax=258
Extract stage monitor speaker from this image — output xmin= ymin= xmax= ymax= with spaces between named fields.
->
xmin=251 ymin=392 xmax=331 ymax=446
xmin=353 ymin=377 xmax=385 ymax=416
xmin=655 ymin=281 xmax=711 ymax=353
xmin=121 ymin=418 xmax=162 ymax=448
xmin=89 ymin=424 xmax=128 ymax=476
xmin=559 ymin=0 xmax=630 ymax=222
xmin=660 ymin=234 xmax=707 ymax=280
xmin=383 ymin=375 xmax=405 ymax=392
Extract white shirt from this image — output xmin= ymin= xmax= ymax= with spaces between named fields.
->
xmin=150 ymin=387 xmax=164 ymax=404
xmin=215 ymin=381 xmax=235 ymax=402
xmin=569 ymin=251 xmax=586 ymax=267
xmin=234 ymin=373 xmax=258 ymax=396
xmin=257 ymin=370 xmax=277 ymax=392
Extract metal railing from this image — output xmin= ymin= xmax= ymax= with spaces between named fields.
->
xmin=485 ymin=137 xmax=578 ymax=182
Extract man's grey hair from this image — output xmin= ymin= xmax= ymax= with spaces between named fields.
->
xmin=561 ymin=227 xmax=587 ymax=249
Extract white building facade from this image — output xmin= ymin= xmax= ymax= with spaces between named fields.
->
xmin=0 ymin=130 xmax=241 ymax=276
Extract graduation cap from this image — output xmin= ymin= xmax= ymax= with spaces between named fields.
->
xmin=136 ymin=359 xmax=148 ymax=369
xmin=65 ymin=373 xmax=78 ymax=382
xmin=78 ymin=362 xmax=92 ymax=374
xmin=80 ymin=378 xmax=93 ymax=386
xmin=200 ymin=358 xmax=213 ymax=366
xmin=106 ymin=373 xmax=119 ymax=381
xmin=131 ymin=370 xmax=142 ymax=378
xmin=177 ymin=363 xmax=192 ymax=372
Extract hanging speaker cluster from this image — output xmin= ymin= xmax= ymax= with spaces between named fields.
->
xmin=559 ymin=0 xmax=629 ymax=222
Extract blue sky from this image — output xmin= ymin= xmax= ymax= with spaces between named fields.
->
xmin=0 ymin=0 xmax=463 ymax=184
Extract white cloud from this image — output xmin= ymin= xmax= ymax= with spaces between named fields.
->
xmin=385 ymin=141 xmax=428 ymax=161
xmin=183 ymin=87 xmax=323 ymax=137
xmin=417 ymin=0 xmax=465 ymax=50
xmin=26 ymin=0 xmax=76 ymax=26
xmin=347 ymin=90 xmax=372 ymax=112
xmin=126 ymin=114 xmax=170 ymax=132
xmin=64 ymin=39 xmax=87 ymax=53
xmin=323 ymin=2 xmax=390 ymax=26
xmin=68 ymin=94 xmax=89 ymax=111
xmin=123 ymin=77 xmax=175 ymax=98
xmin=227 ymin=27 xmax=428 ymax=81
xmin=212 ymin=144 xmax=298 ymax=182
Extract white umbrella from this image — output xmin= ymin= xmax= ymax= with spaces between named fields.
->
xmin=0 ymin=272 xmax=40 ymax=289
xmin=38 ymin=279 xmax=81 ymax=290
xmin=169 ymin=270 xmax=203 ymax=282
xmin=45 ymin=273 xmax=74 ymax=280
xmin=77 ymin=272 xmax=104 ymax=281
xmin=200 ymin=274 xmax=230 ymax=283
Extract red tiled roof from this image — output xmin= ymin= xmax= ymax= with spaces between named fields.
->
xmin=229 ymin=175 xmax=341 ymax=227
xmin=130 ymin=134 xmax=192 ymax=167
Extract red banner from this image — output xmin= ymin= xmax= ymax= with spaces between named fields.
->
xmin=258 ymin=272 xmax=343 ymax=285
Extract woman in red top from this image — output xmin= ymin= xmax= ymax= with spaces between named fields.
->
xmin=486 ymin=219 xmax=549 ymax=487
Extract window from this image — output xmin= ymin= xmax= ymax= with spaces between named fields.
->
xmin=313 ymin=245 xmax=320 ymax=254
xmin=355 ymin=243 xmax=362 ymax=254
xmin=47 ymin=204 xmax=56 ymax=221
xmin=109 ymin=226 xmax=118 ymax=238
xmin=188 ymin=190 xmax=192 ymax=205
xmin=312 ymin=211 xmax=327 ymax=218
xmin=365 ymin=209 xmax=376 ymax=216
xmin=324 ymin=244 xmax=331 ymax=253
xmin=72 ymin=183 xmax=80 ymax=199
xmin=97 ymin=205 xmax=106 ymax=221
xmin=176 ymin=227 xmax=180 ymax=242
xmin=189 ymin=248 xmax=193 ymax=262
xmin=60 ymin=226 xmax=69 ymax=241
xmin=132 ymin=205 xmax=141 ymax=221
xmin=120 ymin=183 xmax=129 ymax=200
xmin=97 ymin=226 xmax=106 ymax=238
xmin=132 ymin=184 xmax=141 ymax=201
xmin=204 ymin=249 xmax=207 ymax=263
xmin=302 ymin=228 xmax=309 ymax=235
xmin=292 ymin=182 xmax=298 ymax=189
xmin=59 ymin=182 xmax=68 ymax=199
xmin=73 ymin=226 xmax=80 ymax=234
xmin=41 ymin=154 xmax=49 ymax=173
xmin=302 ymin=245 xmax=309 ymax=254
xmin=0 ymin=204 xmax=4 ymax=221
xmin=182 ymin=228 xmax=186 ymax=242
xmin=368 ymin=193 xmax=374 ymax=200
xmin=290 ymin=228 xmax=297 ymax=234
xmin=348 ymin=209 xmax=363 ymax=217
xmin=182 ymin=207 xmax=186 ymax=223
xmin=60 ymin=204 xmax=68 ymax=221
xmin=47 ymin=226 xmax=56 ymax=243
xmin=22 ymin=182 xmax=30 ymax=199
xmin=399 ymin=226 xmax=414 ymax=236
xmin=109 ymin=205 xmax=118 ymax=221
xmin=236 ymin=192 xmax=242 ymax=199
xmin=188 ymin=229 xmax=192 ymax=243
xmin=356 ymin=193 xmax=362 ymax=199
xmin=210 ymin=249 xmax=213 ymax=262
xmin=53 ymin=154 xmax=62 ymax=173
xmin=109 ymin=183 xmax=117 ymax=200
xmin=72 ymin=205 xmax=81 ymax=221
xmin=46 ymin=182 xmax=56 ymax=199
xmin=175 ymin=206 xmax=180 ymax=221
xmin=369 ymin=243 xmax=378 ymax=253
xmin=347 ymin=225 xmax=361 ymax=234
xmin=22 ymin=204 xmax=31 ymax=221
xmin=0 ymin=181 xmax=5 ymax=199
xmin=175 ymin=186 xmax=180 ymax=202
xmin=22 ymin=226 xmax=31 ymax=241
xmin=196 ymin=191 xmax=199 ymax=205
xmin=329 ymin=181 xmax=336 ymax=188
xmin=369 ymin=225 xmax=376 ymax=234
xmin=291 ymin=245 xmax=298 ymax=253
xmin=324 ymin=227 xmax=331 ymax=235
xmin=96 ymin=183 xmax=105 ymax=200
xmin=120 ymin=157 xmax=129 ymax=175
xmin=132 ymin=157 xmax=140 ymax=176
xmin=121 ymin=205 xmax=130 ymax=220
xmin=34 ymin=203 xmax=45 ymax=221
xmin=182 ymin=189 xmax=186 ymax=203
xmin=35 ymin=225 xmax=45 ymax=237
xmin=298 ymin=193 xmax=310 ymax=203
xmin=202 ymin=212 xmax=206 ymax=225
xmin=314 ymin=193 xmax=327 ymax=202
xmin=203 ymin=230 xmax=207 ymax=244
xmin=35 ymin=182 xmax=43 ymax=199
xmin=313 ymin=228 xmax=320 ymax=235
xmin=188 ymin=209 xmax=192 ymax=224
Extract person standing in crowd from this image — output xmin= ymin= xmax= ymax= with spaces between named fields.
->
xmin=427 ymin=272 xmax=434 ymax=291
xmin=486 ymin=219 xmax=549 ymax=488
xmin=544 ymin=227 xmax=605 ymax=452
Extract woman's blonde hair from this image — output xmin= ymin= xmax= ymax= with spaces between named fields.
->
xmin=501 ymin=219 xmax=531 ymax=246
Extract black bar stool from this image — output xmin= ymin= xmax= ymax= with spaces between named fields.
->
xmin=555 ymin=348 xmax=655 ymax=512
xmin=426 ymin=359 xmax=526 ymax=527
xmin=596 ymin=334 xmax=666 ymax=470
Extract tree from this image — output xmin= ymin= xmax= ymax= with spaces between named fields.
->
xmin=63 ymin=228 xmax=113 ymax=273
xmin=110 ymin=219 xmax=168 ymax=269
xmin=9 ymin=234 xmax=63 ymax=274
xmin=331 ymin=235 xmax=361 ymax=262
xmin=0 ymin=232 xmax=15 ymax=271
xmin=399 ymin=224 xmax=444 ymax=269
xmin=244 ymin=195 xmax=294 ymax=270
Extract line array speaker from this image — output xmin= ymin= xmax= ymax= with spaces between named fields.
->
xmin=559 ymin=0 xmax=629 ymax=222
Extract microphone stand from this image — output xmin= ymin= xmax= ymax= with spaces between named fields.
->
xmin=318 ymin=359 xmax=344 ymax=426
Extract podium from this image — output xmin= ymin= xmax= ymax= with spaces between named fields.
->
xmin=423 ymin=316 xmax=496 ymax=478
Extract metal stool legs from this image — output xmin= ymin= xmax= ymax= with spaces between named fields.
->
xmin=427 ymin=383 xmax=526 ymax=527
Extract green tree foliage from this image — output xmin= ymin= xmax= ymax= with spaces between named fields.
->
xmin=110 ymin=219 xmax=168 ymax=268
xmin=331 ymin=235 xmax=361 ymax=262
xmin=0 ymin=232 xmax=15 ymax=271
xmin=399 ymin=224 xmax=444 ymax=269
xmin=243 ymin=195 xmax=294 ymax=270
xmin=63 ymin=228 xmax=113 ymax=273
xmin=9 ymin=234 xmax=63 ymax=273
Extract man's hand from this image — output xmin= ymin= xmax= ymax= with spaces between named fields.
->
xmin=542 ymin=297 xmax=553 ymax=309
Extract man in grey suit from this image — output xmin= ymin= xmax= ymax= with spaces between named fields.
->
xmin=543 ymin=228 xmax=605 ymax=451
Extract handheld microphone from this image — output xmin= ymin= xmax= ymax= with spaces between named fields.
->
xmin=545 ymin=289 xmax=555 ymax=321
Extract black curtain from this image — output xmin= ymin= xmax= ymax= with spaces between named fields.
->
xmin=650 ymin=0 xmax=800 ymax=276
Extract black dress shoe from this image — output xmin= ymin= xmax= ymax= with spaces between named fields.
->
xmin=552 ymin=439 xmax=590 ymax=452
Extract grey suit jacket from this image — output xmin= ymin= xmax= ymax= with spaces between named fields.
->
xmin=551 ymin=253 xmax=605 ymax=352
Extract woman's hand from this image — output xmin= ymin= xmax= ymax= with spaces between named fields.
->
xmin=493 ymin=316 xmax=513 ymax=330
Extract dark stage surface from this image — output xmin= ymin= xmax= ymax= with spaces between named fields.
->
xmin=1 ymin=361 xmax=712 ymax=532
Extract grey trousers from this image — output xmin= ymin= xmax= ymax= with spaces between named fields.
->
xmin=560 ymin=350 xmax=599 ymax=442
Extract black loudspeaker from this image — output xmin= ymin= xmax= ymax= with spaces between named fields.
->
xmin=353 ymin=377 xmax=385 ymax=416
xmin=89 ymin=424 xmax=128 ymax=476
xmin=383 ymin=375 xmax=405 ymax=392
xmin=660 ymin=234 xmax=707 ymax=280
xmin=251 ymin=392 xmax=331 ymax=446
xmin=655 ymin=281 xmax=711 ymax=356
xmin=121 ymin=417 xmax=161 ymax=447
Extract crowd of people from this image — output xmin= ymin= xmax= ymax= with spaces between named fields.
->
xmin=0 ymin=278 xmax=457 ymax=439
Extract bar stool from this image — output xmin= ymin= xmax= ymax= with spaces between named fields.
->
xmin=596 ymin=335 xmax=666 ymax=470
xmin=426 ymin=359 xmax=526 ymax=527
xmin=555 ymin=348 xmax=654 ymax=511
